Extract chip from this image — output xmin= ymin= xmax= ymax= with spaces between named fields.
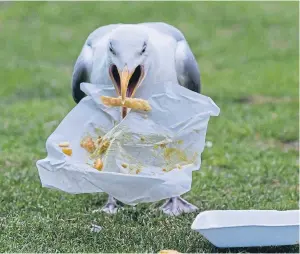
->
xmin=101 ymin=96 xmax=151 ymax=111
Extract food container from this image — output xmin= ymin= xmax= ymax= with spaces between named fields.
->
xmin=191 ymin=210 xmax=300 ymax=248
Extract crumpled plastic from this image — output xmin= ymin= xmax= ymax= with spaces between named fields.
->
xmin=36 ymin=82 xmax=220 ymax=205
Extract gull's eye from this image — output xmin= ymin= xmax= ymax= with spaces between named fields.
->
xmin=109 ymin=43 xmax=116 ymax=55
xmin=140 ymin=42 xmax=147 ymax=55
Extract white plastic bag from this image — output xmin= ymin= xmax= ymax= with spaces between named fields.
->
xmin=36 ymin=82 xmax=220 ymax=205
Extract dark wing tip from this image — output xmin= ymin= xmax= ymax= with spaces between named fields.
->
xmin=71 ymin=58 xmax=88 ymax=104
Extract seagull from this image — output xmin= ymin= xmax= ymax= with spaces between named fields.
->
xmin=71 ymin=22 xmax=201 ymax=216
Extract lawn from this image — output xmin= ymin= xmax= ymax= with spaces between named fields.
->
xmin=0 ymin=1 xmax=299 ymax=253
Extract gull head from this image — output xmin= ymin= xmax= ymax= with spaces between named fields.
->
xmin=107 ymin=26 xmax=151 ymax=103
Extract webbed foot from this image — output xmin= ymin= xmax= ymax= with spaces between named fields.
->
xmin=160 ymin=196 xmax=198 ymax=216
xmin=92 ymin=195 xmax=120 ymax=214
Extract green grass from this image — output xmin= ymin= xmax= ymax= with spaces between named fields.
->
xmin=0 ymin=1 xmax=299 ymax=253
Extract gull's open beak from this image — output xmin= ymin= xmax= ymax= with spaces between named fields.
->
xmin=109 ymin=64 xmax=144 ymax=118
xmin=118 ymin=65 xmax=134 ymax=104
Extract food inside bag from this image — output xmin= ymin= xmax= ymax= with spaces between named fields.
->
xmin=36 ymin=82 xmax=220 ymax=205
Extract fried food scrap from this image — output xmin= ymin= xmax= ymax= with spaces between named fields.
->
xmin=99 ymin=139 xmax=110 ymax=154
xmin=176 ymin=164 xmax=182 ymax=169
xmin=159 ymin=250 xmax=180 ymax=254
xmin=159 ymin=143 xmax=167 ymax=149
xmin=121 ymin=163 xmax=128 ymax=168
xmin=62 ymin=147 xmax=72 ymax=156
xmin=136 ymin=169 xmax=141 ymax=174
xmin=59 ymin=142 xmax=70 ymax=147
xmin=93 ymin=158 xmax=103 ymax=171
xmin=80 ymin=137 xmax=96 ymax=153
xmin=96 ymin=136 xmax=102 ymax=145
xmin=162 ymin=168 xmax=167 ymax=172
xmin=101 ymin=96 xmax=151 ymax=111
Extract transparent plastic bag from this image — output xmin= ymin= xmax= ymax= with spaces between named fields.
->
xmin=36 ymin=82 xmax=220 ymax=205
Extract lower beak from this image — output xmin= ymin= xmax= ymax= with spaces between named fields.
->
xmin=118 ymin=65 xmax=134 ymax=104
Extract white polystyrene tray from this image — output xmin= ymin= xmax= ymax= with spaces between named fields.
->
xmin=191 ymin=210 xmax=300 ymax=248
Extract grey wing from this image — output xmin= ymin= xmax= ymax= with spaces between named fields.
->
xmin=141 ymin=22 xmax=201 ymax=93
xmin=175 ymin=40 xmax=201 ymax=93
xmin=72 ymin=24 xmax=121 ymax=103
xmin=71 ymin=44 xmax=92 ymax=103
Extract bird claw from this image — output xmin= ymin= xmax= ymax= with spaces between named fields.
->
xmin=159 ymin=197 xmax=198 ymax=216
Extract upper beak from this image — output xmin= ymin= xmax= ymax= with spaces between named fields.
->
xmin=118 ymin=65 xmax=134 ymax=104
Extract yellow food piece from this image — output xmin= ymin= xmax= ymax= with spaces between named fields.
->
xmin=121 ymin=163 xmax=128 ymax=168
xmin=176 ymin=164 xmax=182 ymax=169
xmin=80 ymin=137 xmax=96 ymax=153
xmin=96 ymin=136 xmax=102 ymax=145
xmin=159 ymin=143 xmax=167 ymax=148
xmin=62 ymin=147 xmax=72 ymax=156
xmin=159 ymin=250 xmax=180 ymax=254
xmin=59 ymin=142 xmax=70 ymax=147
xmin=101 ymin=96 xmax=151 ymax=111
xmin=99 ymin=139 xmax=110 ymax=154
xmin=136 ymin=169 xmax=141 ymax=174
xmin=164 ymin=148 xmax=188 ymax=161
xmin=162 ymin=168 xmax=167 ymax=172
xmin=177 ymin=140 xmax=183 ymax=145
xmin=93 ymin=158 xmax=103 ymax=171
